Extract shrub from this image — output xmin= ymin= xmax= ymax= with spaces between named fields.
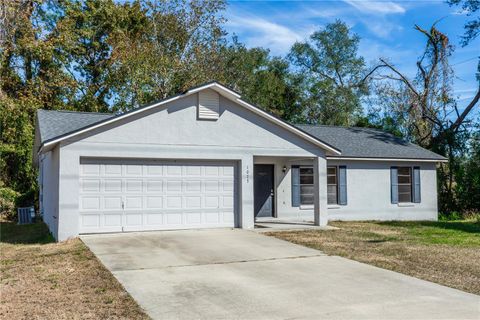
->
xmin=0 ymin=187 xmax=20 ymax=221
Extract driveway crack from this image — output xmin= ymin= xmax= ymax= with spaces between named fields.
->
xmin=112 ymin=254 xmax=326 ymax=272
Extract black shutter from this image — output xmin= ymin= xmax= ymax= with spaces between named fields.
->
xmin=413 ymin=166 xmax=421 ymax=203
xmin=291 ymin=166 xmax=300 ymax=207
xmin=391 ymin=167 xmax=398 ymax=204
xmin=338 ymin=166 xmax=347 ymax=205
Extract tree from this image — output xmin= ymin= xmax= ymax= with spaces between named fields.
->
xmin=288 ymin=20 xmax=369 ymax=126
xmin=109 ymin=0 xmax=227 ymax=111
xmin=455 ymin=126 xmax=480 ymax=213
xmin=371 ymin=23 xmax=480 ymax=213
xmin=448 ymin=0 xmax=480 ymax=46
xmin=217 ymin=37 xmax=303 ymax=122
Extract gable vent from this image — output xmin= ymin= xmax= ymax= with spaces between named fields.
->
xmin=198 ymin=90 xmax=219 ymax=120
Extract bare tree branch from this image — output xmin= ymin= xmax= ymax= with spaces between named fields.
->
xmin=379 ymin=58 xmax=420 ymax=98
xmin=451 ymin=86 xmax=480 ymax=132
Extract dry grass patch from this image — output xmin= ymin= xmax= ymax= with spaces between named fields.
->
xmin=0 ymin=221 xmax=149 ymax=320
xmin=268 ymin=221 xmax=480 ymax=295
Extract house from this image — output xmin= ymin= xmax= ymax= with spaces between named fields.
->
xmin=33 ymin=82 xmax=447 ymax=241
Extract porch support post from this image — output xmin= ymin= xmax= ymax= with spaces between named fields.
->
xmin=313 ymin=156 xmax=328 ymax=226
xmin=240 ymin=155 xmax=255 ymax=229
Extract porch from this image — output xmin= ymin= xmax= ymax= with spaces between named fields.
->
xmin=252 ymin=156 xmax=328 ymax=227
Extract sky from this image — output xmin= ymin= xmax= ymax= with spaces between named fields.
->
xmin=223 ymin=0 xmax=479 ymax=112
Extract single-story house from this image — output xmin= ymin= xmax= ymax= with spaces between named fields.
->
xmin=33 ymin=82 xmax=447 ymax=241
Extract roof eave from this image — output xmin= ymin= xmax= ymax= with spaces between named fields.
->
xmin=326 ymin=156 xmax=448 ymax=163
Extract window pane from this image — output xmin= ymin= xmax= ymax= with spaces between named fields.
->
xmin=398 ymin=185 xmax=411 ymax=194
xmin=327 ymin=185 xmax=337 ymax=204
xmin=398 ymin=167 xmax=411 ymax=176
xmin=398 ymin=175 xmax=411 ymax=184
xmin=300 ymin=175 xmax=314 ymax=184
xmin=328 ymin=193 xmax=337 ymax=204
xmin=327 ymin=167 xmax=336 ymax=175
xmin=399 ymin=193 xmax=411 ymax=203
xmin=300 ymin=167 xmax=313 ymax=175
xmin=300 ymin=185 xmax=314 ymax=195
xmin=300 ymin=195 xmax=314 ymax=205
xmin=327 ymin=175 xmax=336 ymax=184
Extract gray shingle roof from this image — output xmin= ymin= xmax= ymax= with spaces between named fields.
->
xmin=295 ymin=124 xmax=446 ymax=160
xmin=37 ymin=109 xmax=114 ymax=144
xmin=36 ymin=109 xmax=446 ymax=161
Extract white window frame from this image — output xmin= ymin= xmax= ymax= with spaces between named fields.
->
xmin=397 ymin=166 xmax=412 ymax=203
xmin=299 ymin=166 xmax=314 ymax=206
xmin=327 ymin=166 xmax=338 ymax=205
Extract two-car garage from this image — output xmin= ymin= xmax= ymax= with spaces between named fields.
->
xmin=78 ymin=159 xmax=236 ymax=234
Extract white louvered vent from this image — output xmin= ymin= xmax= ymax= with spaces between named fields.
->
xmin=198 ymin=90 xmax=220 ymax=120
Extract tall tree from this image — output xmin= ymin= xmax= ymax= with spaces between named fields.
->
xmin=218 ymin=37 xmax=303 ymax=122
xmin=371 ymin=23 xmax=480 ymax=213
xmin=288 ymin=20 xmax=369 ymax=126
xmin=109 ymin=0 xmax=227 ymax=111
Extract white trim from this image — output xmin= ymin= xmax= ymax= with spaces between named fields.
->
xmin=327 ymin=205 xmax=341 ymax=209
xmin=299 ymin=205 xmax=314 ymax=210
xmin=397 ymin=203 xmax=415 ymax=207
xmin=235 ymin=99 xmax=341 ymax=155
xmin=187 ymin=82 xmax=241 ymax=98
xmin=326 ymin=156 xmax=447 ymax=163
xmin=39 ymin=82 xmax=341 ymax=156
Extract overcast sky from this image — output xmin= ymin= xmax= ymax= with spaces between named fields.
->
xmin=223 ymin=0 xmax=479 ymax=112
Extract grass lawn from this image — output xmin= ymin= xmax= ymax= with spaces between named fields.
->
xmin=0 ymin=220 xmax=149 ymax=319
xmin=268 ymin=220 xmax=480 ymax=295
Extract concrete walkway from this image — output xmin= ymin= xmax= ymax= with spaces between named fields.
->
xmin=82 ymin=229 xmax=480 ymax=320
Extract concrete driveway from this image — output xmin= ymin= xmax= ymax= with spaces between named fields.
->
xmin=82 ymin=229 xmax=479 ymax=320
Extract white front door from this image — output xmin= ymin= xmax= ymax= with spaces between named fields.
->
xmin=78 ymin=159 xmax=236 ymax=234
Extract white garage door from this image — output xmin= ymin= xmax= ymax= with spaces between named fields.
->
xmin=79 ymin=159 xmax=236 ymax=234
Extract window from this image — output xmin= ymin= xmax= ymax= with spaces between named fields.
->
xmin=397 ymin=167 xmax=412 ymax=203
xmin=299 ymin=167 xmax=314 ymax=205
xmin=327 ymin=166 xmax=338 ymax=204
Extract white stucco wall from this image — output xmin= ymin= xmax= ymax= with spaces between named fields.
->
xmin=39 ymin=146 xmax=59 ymax=238
xmin=326 ymin=160 xmax=438 ymax=221
xmin=52 ymin=90 xmax=325 ymax=240
xmin=269 ymin=159 xmax=438 ymax=221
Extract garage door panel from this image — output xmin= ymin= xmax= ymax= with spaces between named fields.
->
xmin=146 ymin=196 xmax=163 ymax=209
xmin=79 ymin=160 xmax=236 ymax=234
xmin=105 ymin=164 xmax=121 ymax=176
xmin=104 ymin=196 xmax=122 ymax=210
xmin=82 ymin=164 xmax=100 ymax=176
xmin=146 ymin=180 xmax=162 ymax=192
xmin=81 ymin=196 xmax=100 ymax=210
xmin=166 ymin=165 xmax=182 ymax=176
xmin=81 ymin=179 xmax=100 ymax=192
xmin=104 ymin=179 xmax=122 ymax=192
xmin=104 ymin=213 xmax=122 ymax=227
xmin=125 ymin=180 xmax=142 ymax=192
xmin=166 ymin=180 xmax=182 ymax=192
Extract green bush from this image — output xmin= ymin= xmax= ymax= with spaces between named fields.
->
xmin=439 ymin=211 xmax=479 ymax=222
xmin=15 ymin=188 xmax=36 ymax=208
xmin=0 ymin=187 xmax=20 ymax=220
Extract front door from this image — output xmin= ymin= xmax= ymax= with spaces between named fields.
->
xmin=254 ymin=164 xmax=274 ymax=218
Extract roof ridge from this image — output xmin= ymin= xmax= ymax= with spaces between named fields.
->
xmin=38 ymin=109 xmax=114 ymax=116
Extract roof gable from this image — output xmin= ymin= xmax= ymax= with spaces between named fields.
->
xmin=36 ymin=82 xmax=341 ymax=155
